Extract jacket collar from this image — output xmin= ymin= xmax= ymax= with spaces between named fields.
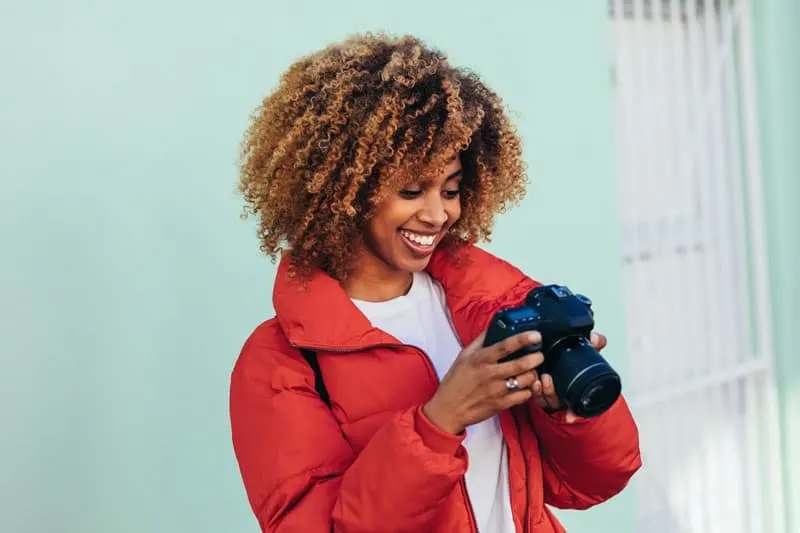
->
xmin=272 ymin=245 xmax=536 ymax=351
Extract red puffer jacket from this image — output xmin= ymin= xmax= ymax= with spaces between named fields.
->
xmin=229 ymin=245 xmax=641 ymax=532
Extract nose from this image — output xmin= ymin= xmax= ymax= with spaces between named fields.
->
xmin=417 ymin=193 xmax=448 ymax=229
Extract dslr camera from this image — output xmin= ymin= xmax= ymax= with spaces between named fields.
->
xmin=484 ymin=284 xmax=621 ymax=418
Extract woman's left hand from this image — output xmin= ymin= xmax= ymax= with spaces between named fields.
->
xmin=531 ymin=332 xmax=608 ymax=424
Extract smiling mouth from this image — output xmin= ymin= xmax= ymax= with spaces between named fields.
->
xmin=398 ymin=229 xmax=440 ymax=255
xmin=399 ymin=229 xmax=436 ymax=246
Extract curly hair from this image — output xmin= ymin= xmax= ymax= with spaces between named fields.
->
xmin=238 ymin=32 xmax=528 ymax=281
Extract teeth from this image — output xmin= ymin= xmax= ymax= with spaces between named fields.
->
xmin=400 ymin=230 xmax=436 ymax=246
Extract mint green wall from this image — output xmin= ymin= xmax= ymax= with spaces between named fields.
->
xmin=0 ymin=2 xmax=631 ymax=532
xmin=752 ymin=0 xmax=800 ymax=530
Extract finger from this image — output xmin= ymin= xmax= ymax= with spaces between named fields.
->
xmin=541 ymin=374 xmax=561 ymax=410
xmin=482 ymin=330 xmax=542 ymax=363
xmin=461 ymin=330 xmax=488 ymax=358
xmin=531 ymin=377 xmax=548 ymax=409
xmin=565 ymin=409 xmax=578 ymax=424
xmin=497 ymin=388 xmax=534 ymax=410
xmin=512 ymin=369 xmax=538 ymax=390
xmin=491 ymin=369 xmax=538 ymax=399
xmin=494 ymin=351 xmax=544 ymax=379
xmin=590 ymin=332 xmax=607 ymax=351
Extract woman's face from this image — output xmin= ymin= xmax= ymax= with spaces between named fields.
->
xmin=362 ymin=157 xmax=463 ymax=275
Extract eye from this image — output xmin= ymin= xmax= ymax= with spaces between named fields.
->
xmin=443 ymin=189 xmax=461 ymax=199
xmin=399 ymin=189 xmax=423 ymax=199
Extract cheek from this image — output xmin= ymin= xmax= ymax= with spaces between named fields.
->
xmin=366 ymin=214 xmax=400 ymax=252
xmin=447 ymin=202 xmax=462 ymax=225
xmin=377 ymin=203 xmax=414 ymax=235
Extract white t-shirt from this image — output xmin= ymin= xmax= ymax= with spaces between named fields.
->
xmin=352 ymin=271 xmax=515 ymax=533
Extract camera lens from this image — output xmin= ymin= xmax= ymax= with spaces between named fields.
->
xmin=574 ymin=376 xmax=621 ymax=417
xmin=549 ymin=338 xmax=622 ymax=418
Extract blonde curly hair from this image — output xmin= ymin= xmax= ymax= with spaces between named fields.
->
xmin=238 ymin=32 xmax=528 ymax=281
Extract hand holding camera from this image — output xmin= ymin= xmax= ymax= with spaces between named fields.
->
xmin=423 ymin=284 xmax=622 ymax=435
xmin=422 ymin=329 xmax=545 ymax=435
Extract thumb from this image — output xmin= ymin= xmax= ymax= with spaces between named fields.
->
xmin=460 ymin=329 xmax=487 ymax=357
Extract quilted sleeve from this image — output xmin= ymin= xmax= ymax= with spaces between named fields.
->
xmin=529 ymin=396 xmax=642 ymax=509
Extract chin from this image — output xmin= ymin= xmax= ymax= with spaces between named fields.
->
xmin=412 ymin=252 xmax=437 ymax=269
xmin=405 ymin=261 xmax=431 ymax=273
xmin=393 ymin=253 xmax=434 ymax=273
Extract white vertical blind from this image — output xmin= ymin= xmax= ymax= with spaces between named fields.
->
xmin=608 ymin=0 xmax=785 ymax=531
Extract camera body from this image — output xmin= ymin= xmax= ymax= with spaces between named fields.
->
xmin=484 ymin=284 xmax=621 ymax=417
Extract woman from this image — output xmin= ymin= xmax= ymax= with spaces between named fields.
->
xmin=230 ymin=33 xmax=641 ymax=532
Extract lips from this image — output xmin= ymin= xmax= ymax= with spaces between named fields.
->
xmin=399 ymin=229 xmax=439 ymax=257
xmin=399 ymin=229 xmax=436 ymax=246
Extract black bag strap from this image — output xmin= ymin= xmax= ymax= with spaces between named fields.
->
xmin=299 ymin=348 xmax=332 ymax=409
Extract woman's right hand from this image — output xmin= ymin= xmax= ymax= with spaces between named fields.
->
xmin=422 ymin=330 xmax=544 ymax=435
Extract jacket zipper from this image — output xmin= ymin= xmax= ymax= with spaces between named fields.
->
xmin=512 ymin=410 xmax=531 ymax=533
xmin=437 ymin=309 xmax=481 ymax=533
xmin=292 ymin=340 xmax=480 ymax=533
xmin=442 ymin=303 xmax=532 ymax=533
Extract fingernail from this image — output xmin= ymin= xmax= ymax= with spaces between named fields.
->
xmin=591 ymin=333 xmax=599 ymax=344
xmin=526 ymin=331 xmax=541 ymax=343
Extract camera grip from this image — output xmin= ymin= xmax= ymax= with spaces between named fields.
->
xmin=484 ymin=309 xmax=544 ymax=363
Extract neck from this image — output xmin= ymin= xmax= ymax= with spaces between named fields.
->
xmin=341 ymin=253 xmax=414 ymax=303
